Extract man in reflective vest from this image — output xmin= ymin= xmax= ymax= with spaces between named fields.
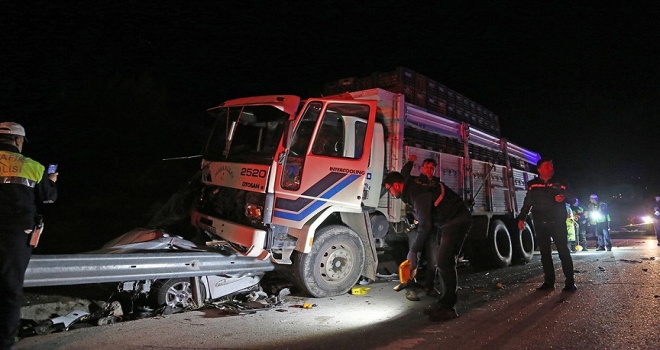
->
xmin=0 ymin=122 xmax=58 ymax=349
xmin=588 ymin=194 xmax=611 ymax=251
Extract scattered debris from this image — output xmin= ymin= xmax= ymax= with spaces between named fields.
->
xmin=376 ymin=272 xmax=399 ymax=281
xmin=618 ymin=259 xmax=642 ymax=264
xmin=642 ymin=268 xmax=648 ymax=272
xmin=495 ymin=282 xmax=505 ymax=289
xmin=641 ymin=257 xmax=657 ymax=261
xmin=50 ymin=310 xmax=90 ymax=330
xmin=290 ymin=303 xmax=316 ymax=309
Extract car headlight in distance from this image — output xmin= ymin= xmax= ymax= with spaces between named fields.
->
xmin=641 ymin=215 xmax=654 ymax=224
xmin=245 ymin=203 xmax=263 ymax=220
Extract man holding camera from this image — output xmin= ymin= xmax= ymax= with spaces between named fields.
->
xmin=0 ymin=122 xmax=58 ymax=349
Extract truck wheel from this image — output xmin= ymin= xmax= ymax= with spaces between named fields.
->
xmin=486 ymin=220 xmax=512 ymax=268
xmin=370 ymin=213 xmax=389 ymax=239
xmin=292 ymin=225 xmax=365 ymax=297
xmin=151 ymin=278 xmax=206 ymax=309
xmin=512 ymin=222 xmax=534 ymax=263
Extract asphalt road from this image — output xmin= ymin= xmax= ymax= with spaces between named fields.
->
xmin=16 ymin=234 xmax=660 ymax=349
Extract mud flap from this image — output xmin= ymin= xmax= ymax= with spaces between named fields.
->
xmin=340 ymin=211 xmax=378 ymax=281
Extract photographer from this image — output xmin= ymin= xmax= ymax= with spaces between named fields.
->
xmin=0 ymin=122 xmax=58 ymax=349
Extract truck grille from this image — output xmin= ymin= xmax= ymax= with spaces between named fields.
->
xmin=196 ymin=186 xmax=252 ymax=227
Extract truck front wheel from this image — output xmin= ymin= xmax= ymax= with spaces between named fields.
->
xmin=292 ymin=225 xmax=365 ymax=297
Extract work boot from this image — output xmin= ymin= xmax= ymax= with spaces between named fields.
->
xmin=427 ymin=307 xmax=459 ymax=322
xmin=596 ymin=247 xmax=606 ymax=251
xmin=405 ymin=289 xmax=421 ymax=301
xmin=536 ymin=282 xmax=555 ymax=291
xmin=424 ymin=288 xmax=440 ymax=298
xmin=562 ymin=283 xmax=578 ymax=292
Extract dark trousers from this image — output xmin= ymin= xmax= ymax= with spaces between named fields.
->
xmin=595 ymin=222 xmax=611 ymax=249
xmin=434 ymin=214 xmax=471 ymax=310
xmin=0 ymin=226 xmax=33 ymax=350
xmin=653 ymin=218 xmax=660 ymax=244
xmin=535 ymin=221 xmax=574 ymax=285
xmin=577 ymin=223 xmax=588 ymax=249
xmin=408 ymin=230 xmax=438 ymax=290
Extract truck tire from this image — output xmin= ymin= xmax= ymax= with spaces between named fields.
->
xmin=468 ymin=220 xmax=512 ymax=270
xmin=484 ymin=219 xmax=513 ymax=268
xmin=370 ymin=213 xmax=389 ymax=239
xmin=151 ymin=278 xmax=206 ymax=309
xmin=291 ymin=225 xmax=365 ymax=298
xmin=512 ymin=222 xmax=534 ymax=263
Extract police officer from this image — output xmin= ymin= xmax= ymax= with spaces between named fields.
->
xmin=652 ymin=194 xmax=660 ymax=247
xmin=0 ymin=122 xmax=57 ymax=349
xmin=588 ymin=194 xmax=611 ymax=251
xmin=571 ymin=199 xmax=588 ymax=251
xmin=517 ymin=158 xmax=577 ymax=292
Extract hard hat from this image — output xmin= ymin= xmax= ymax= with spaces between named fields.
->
xmin=0 ymin=122 xmax=26 ymax=137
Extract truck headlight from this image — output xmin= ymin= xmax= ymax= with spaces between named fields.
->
xmin=641 ymin=216 xmax=654 ymax=224
xmin=245 ymin=203 xmax=263 ymax=219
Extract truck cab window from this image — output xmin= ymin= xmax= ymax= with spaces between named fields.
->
xmin=282 ymin=102 xmax=322 ymax=190
xmin=311 ymin=103 xmax=369 ymax=159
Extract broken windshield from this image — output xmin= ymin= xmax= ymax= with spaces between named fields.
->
xmin=205 ymin=105 xmax=289 ymax=164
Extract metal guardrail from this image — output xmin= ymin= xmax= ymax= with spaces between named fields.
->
xmin=24 ymin=252 xmax=275 ymax=288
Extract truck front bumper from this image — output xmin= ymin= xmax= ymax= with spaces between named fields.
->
xmin=191 ymin=211 xmax=270 ymax=260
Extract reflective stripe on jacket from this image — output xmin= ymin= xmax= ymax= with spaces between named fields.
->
xmin=0 ymin=150 xmax=45 ymax=184
xmin=0 ymin=145 xmax=56 ymax=229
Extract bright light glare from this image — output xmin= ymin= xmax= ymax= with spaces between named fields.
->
xmin=591 ymin=211 xmax=603 ymax=221
xmin=641 ymin=216 xmax=654 ymax=224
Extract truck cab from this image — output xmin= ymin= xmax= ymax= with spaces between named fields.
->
xmin=191 ymin=94 xmax=383 ymax=297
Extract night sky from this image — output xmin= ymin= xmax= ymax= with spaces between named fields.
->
xmin=2 ymin=2 xmax=659 ymax=251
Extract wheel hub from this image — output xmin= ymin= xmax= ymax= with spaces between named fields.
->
xmin=166 ymin=282 xmax=192 ymax=307
xmin=321 ymin=246 xmax=353 ymax=281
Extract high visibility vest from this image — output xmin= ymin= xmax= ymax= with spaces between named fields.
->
xmin=566 ymin=205 xmax=576 ymax=241
xmin=0 ymin=150 xmax=44 ymax=187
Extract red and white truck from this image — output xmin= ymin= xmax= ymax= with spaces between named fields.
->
xmin=191 ymin=88 xmax=541 ymax=297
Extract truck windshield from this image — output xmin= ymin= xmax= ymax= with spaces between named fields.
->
xmin=205 ymin=105 xmax=288 ymax=164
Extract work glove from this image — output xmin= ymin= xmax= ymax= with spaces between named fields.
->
xmin=407 ymin=250 xmax=418 ymax=270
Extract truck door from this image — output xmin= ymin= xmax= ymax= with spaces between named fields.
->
xmin=272 ymin=99 xmax=377 ymax=228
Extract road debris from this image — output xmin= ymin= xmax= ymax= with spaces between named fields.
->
xmin=290 ymin=303 xmax=317 ymax=309
xmin=618 ymin=259 xmax=642 ymax=263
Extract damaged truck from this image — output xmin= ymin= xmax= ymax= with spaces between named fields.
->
xmin=190 ymin=87 xmax=541 ymax=298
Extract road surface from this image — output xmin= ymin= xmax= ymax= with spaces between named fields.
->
xmin=16 ymin=234 xmax=660 ymax=349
